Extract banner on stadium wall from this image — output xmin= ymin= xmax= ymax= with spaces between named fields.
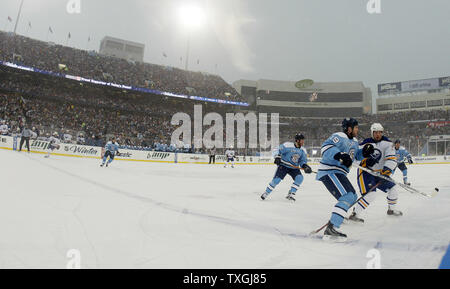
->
xmin=427 ymin=121 xmax=450 ymax=128
xmin=1 ymin=136 xmax=449 ymax=164
xmin=177 ymin=153 xmax=210 ymax=164
xmin=401 ymin=78 xmax=440 ymax=93
xmin=413 ymin=156 xmax=450 ymax=163
xmin=0 ymin=136 xmax=14 ymax=149
xmin=0 ymin=61 xmax=249 ymax=107
xmin=378 ymin=82 xmax=402 ymax=94
xmin=115 ymin=149 xmax=176 ymax=163
xmin=26 ymin=139 xmax=101 ymax=157
xmin=439 ymin=76 xmax=450 ymax=88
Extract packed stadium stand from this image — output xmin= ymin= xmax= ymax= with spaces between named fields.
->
xmin=1 ymin=30 xmax=449 ymax=156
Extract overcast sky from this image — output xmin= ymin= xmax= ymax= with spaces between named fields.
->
xmin=1 ymin=0 xmax=449 ymax=102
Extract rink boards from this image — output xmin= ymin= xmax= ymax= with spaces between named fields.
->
xmin=1 ymin=135 xmax=449 ymax=165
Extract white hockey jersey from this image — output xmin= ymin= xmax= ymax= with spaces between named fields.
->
xmin=48 ymin=136 xmax=61 ymax=146
xmin=0 ymin=124 xmax=9 ymax=135
xmin=359 ymin=136 xmax=397 ymax=172
xmin=225 ymin=150 xmax=235 ymax=158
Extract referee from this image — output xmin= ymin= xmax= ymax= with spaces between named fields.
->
xmin=19 ymin=126 xmax=32 ymax=152
xmin=209 ymin=148 xmax=216 ymax=164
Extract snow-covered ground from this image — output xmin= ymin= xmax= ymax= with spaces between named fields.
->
xmin=1 ymin=149 xmax=449 ymax=268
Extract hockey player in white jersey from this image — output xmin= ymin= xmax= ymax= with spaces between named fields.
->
xmin=224 ymin=147 xmax=235 ymax=168
xmin=349 ymin=123 xmax=403 ymax=223
xmin=0 ymin=120 xmax=9 ymax=135
xmin=44 ymin=132 xmax=61 ymax=158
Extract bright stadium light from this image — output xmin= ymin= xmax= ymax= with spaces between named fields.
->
xmin=177 ymin=4 xmax=206 ymax=71
xmin=178 ymin=4 xmax=205 ymax=29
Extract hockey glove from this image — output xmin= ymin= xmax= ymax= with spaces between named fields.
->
xmin=274 ymin=155 xmax=281 ymax=165
xmin=379 ymin=167 xmax=395 ymax=185
xmin=362 ymin=144 xmax=375 ymax=158
xmin=302 ymin=164 xmax=312 ymax=174
xmin=334 ymin=152 xmax=352 ymax=168
xmin=408 ymin=158 xmax=413 ymax=164
xmin=360 ymin=156 xmax=378 ymax=168
xmin=380 ymin=167 xmax=392 ymax=177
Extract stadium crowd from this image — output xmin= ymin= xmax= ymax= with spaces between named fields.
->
xmin=0 ymin=30 xmax=242 ymax=102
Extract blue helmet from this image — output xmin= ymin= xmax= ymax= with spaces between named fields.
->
xmin=342 ymin=118 xmax=358 ymax=132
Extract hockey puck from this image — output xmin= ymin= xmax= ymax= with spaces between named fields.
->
xmin=435 ymin=188 xmax=439 ymax=192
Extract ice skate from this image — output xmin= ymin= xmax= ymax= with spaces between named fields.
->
xmin=323 ymin=222 xmax=347 ymax=242
xmin=347 ymin=211 xmax=364 ymax=223
xmin=387 ymin=209 xmax=403 ymax=216
xmin=285 ymin=192 xmax=296 ymax=202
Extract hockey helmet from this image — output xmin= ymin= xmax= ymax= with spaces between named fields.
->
xmin=342 ymin=118 xmax=358 ymax=132
xmin=370 ymin=123 xmax=384 ymax=136
xmin=295 ymin=134 xmax=305 ymax=141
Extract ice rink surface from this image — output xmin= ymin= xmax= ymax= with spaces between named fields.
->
xmin=1 ymin=149 xmax=449 ymax=268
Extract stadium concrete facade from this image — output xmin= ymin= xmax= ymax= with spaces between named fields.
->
xmin=233 ymin=79 xmax=373 ymax=118
xmin=376 ymin=76 xmax=450 ymax=114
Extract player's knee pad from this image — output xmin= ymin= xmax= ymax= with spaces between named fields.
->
xmin=294 ymin=174 xmax=304 ymax=186
xmin=338 ymin=191 xmax=357 ymax=209
xmin=387 ymin=185 xmax=400 ymax=201
xmin=271 ymin=177 xmax=282 ymax=187
xmin=402 ymin=169 xmax=408 ymax=176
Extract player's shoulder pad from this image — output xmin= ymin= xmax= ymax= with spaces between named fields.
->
xmin=301 ymin=147 xmax=307 ymax=155
xmin=282 ymin=142 xmax=295 ymax=148
xmin=381 ymin=136 xmax=392 ymax=143
xmin=359 ymin=138 xmax=374 ymax=146
xmin=332 ymin=132 xmax=347 ymax=139
xmin=400 ymin=146 xmax=406 ymax=150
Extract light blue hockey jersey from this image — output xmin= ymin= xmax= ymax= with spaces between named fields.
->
xmin=316 ymin=132 xmax=363 ymax=179
xmin=105 ymin=141 xmax=120 ymax=154
xmin=395 ymin=146 xmax=412 ymax=163
xmin=273 ymin=142 xmax=308 ymax=169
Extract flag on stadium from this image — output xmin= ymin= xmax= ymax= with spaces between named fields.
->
xmin=88 ymin=36 xmax=91 ymax=42
xmin=28 ymin=21 xmax=32 ymax=28
xmin=7 ymin=16 xmax=12 ymax=22
xmin=163 ymin=52 xmax=167 ymax=58
xmin=48 ymin=26 xmax=53 ymax=33
xmin=197 ymin=59 xmax=200 ymax=65
xmin=309 ymin=92 xmax=318 ymax=102
xmin=68 ymin=32 xmax=71 ymax=39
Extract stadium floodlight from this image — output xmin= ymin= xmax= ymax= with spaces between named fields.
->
xmin=178 ymin=4 xmax=206 ymax=70
xmin=178 ymin=4 xmax=206 ymax=29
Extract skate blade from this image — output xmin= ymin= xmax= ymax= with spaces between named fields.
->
xmin=343 ymin=218 xmax=364 ymax=225
xmin=322 ymin=235 xmax=347 ymax=242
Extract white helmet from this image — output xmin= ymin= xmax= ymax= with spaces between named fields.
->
xmin=370 ymin=123 xmax=384 ymax=136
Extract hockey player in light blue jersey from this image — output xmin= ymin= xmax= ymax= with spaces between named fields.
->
xmin=394 ymin=140 xmax=413 ymax=185
xmin=100 ymin=137 xmax=121 ymax=167
xmin=261 ymin=134 xmax=312 ymax=202
xmin=316 ymin=118 xmax=371 ymax=241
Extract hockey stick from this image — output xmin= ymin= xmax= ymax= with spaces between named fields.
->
xmin=308 ymin=180 xmax=381 ymax=236
xmin=353 ymin=164 xmax=438 ymax=198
